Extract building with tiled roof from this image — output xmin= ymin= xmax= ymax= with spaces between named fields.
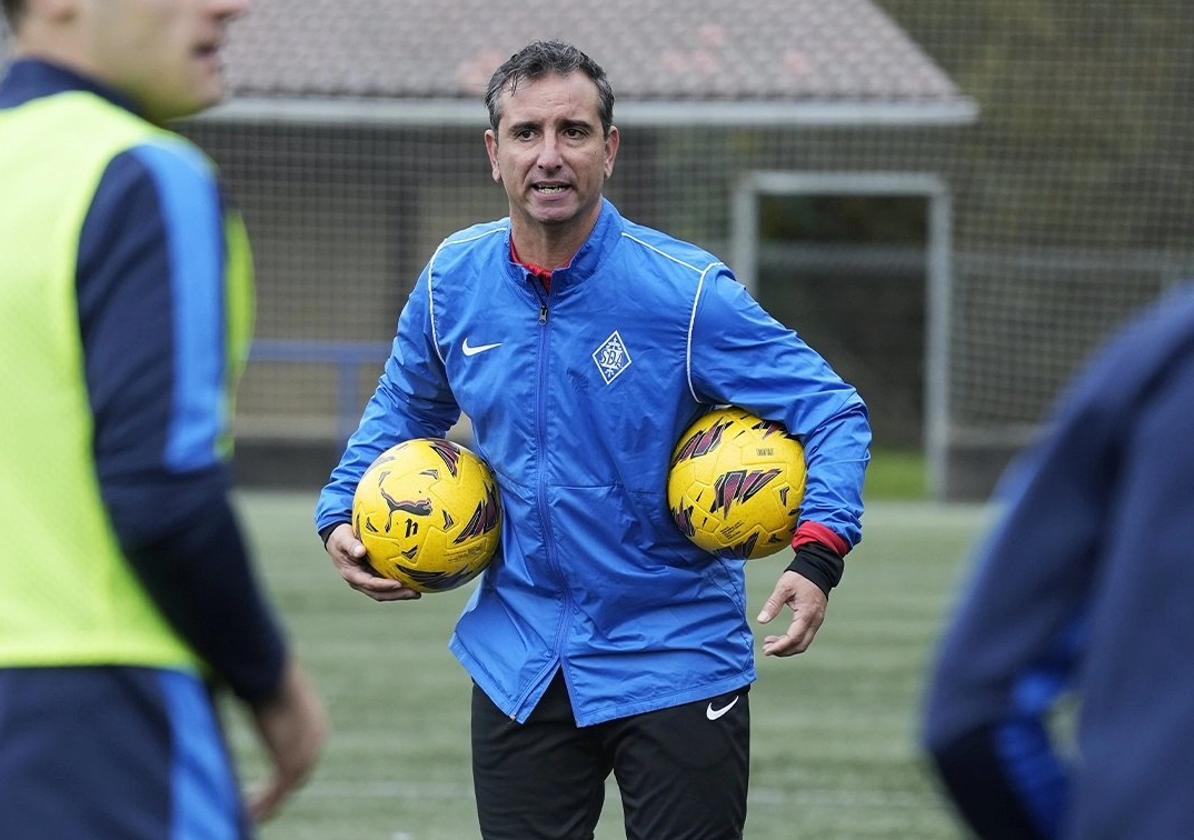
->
xmin=2 ymin=0 xmax=974 ymax=124
xmin=5 ymin=3 xmax=1192 ymax=504
xmin=1 ymin=1 xmax=981 ymax=492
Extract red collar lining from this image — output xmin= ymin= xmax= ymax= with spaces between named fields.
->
xmin=511 ymin=241 xmax=556 ymax=293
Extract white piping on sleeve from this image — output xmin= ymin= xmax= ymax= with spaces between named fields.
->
xmin=622 ymin=232 xmax=706 ymax=273
xmin=620 ymin=233 xmax=724 ymax=404
xmin=687 ymin=262 xmax=724 ymax=403
xmin=426 ymin=225 xmax=508 ymax=368
xmin=426 ymin=242 xmax=448 ymax=367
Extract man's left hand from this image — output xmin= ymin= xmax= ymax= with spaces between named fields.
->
xmin=756 ymin=570 xmax=828 ymax=657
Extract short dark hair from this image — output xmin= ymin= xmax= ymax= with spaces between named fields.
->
xmin=485 ymin=40 xmax=615 ymax=136
xmin=2 ymin=0 xmax=25 ymax=28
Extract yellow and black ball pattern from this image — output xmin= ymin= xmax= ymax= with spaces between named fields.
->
xmin=667 ymin=407 xmax=806 ymax=560
xmin=352 ymin=438 xmax=501 ymax=592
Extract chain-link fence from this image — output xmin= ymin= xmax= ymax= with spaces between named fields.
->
xmin=6 ymin=1 xmax=1190 ymax=497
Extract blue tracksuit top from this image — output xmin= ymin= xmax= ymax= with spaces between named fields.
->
xmin=923 ymin=284 xmax=1194 ymax=839
xmin=317 ymin=200 xmax=870 ymax=726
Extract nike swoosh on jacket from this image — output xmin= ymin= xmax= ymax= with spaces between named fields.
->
xmin=317 ymin=200 xmax=870 ymax=726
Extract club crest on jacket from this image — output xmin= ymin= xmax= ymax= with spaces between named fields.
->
xmin=592 ymin=330 xmax=632 ymax=384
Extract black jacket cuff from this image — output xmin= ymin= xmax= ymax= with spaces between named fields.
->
xmin=319 ymin=520 xmax=350 ymax=547
xmin=785 ymin=543 xmax=845 ymax=596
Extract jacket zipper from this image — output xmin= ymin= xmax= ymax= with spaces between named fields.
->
xmin=511 ymin=281 xmax=570 ymax=720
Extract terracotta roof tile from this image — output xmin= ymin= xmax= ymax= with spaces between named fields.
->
xmin=1 ymin=0 xmax=963 ymax=103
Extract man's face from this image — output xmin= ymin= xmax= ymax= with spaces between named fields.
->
xmin=485 ymin=71 xmax=619 ymax=237
xmin=79 ymin=0 xmax=248 ymax=121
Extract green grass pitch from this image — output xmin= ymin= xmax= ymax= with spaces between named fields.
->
xmin=226 ymin=491 xmax=991 ymax=839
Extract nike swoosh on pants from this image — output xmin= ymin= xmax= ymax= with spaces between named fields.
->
xmin=706 ymin=696 xmax=739 ymax=720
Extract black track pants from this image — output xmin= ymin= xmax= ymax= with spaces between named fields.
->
xmin=472 ymin=671 xmax=750 ymax=840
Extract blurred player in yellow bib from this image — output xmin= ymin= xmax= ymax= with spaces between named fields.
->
xmin=0 ymin=1 xmax=326 ymax=836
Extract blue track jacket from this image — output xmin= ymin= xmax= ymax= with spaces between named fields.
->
xmin=924 ymin=284 xmax=1194 ymax=839
xmin=317 ymin=200 xmax=870 ymax=726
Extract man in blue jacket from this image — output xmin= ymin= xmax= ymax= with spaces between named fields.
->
xmin=318 ymin=39 xmax=870 ymax=839
xmin=923 ymin=285 xmax=1194 ymax=840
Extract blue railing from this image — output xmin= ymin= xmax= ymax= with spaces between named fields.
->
xmin=250 ymin=339 xmax=392 ymax=441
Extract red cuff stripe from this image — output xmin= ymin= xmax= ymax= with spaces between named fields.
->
xmin=792 ymin=521 xmax=851 ymax=556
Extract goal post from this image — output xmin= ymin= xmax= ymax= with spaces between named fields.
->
xmin=732 ymin=171 xmax=954 ymax=499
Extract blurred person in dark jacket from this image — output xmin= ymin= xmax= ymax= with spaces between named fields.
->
xmin=924 ymin=284 xmax=1194 ymax=840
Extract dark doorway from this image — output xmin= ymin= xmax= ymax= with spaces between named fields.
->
xmin=753 ymin=192 xmax=930 ymax=447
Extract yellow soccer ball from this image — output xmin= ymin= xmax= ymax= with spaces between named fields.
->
xmin=352 ymin=438 xmax=501 ymax=592
xmin=667 ymin=407 xmax=807 ymax=560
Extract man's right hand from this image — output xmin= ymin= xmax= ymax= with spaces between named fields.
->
xmin=324 ymin=522 xmax=422 ymax=601
xmin=248 ymin=658 xmax=328 ymax=822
